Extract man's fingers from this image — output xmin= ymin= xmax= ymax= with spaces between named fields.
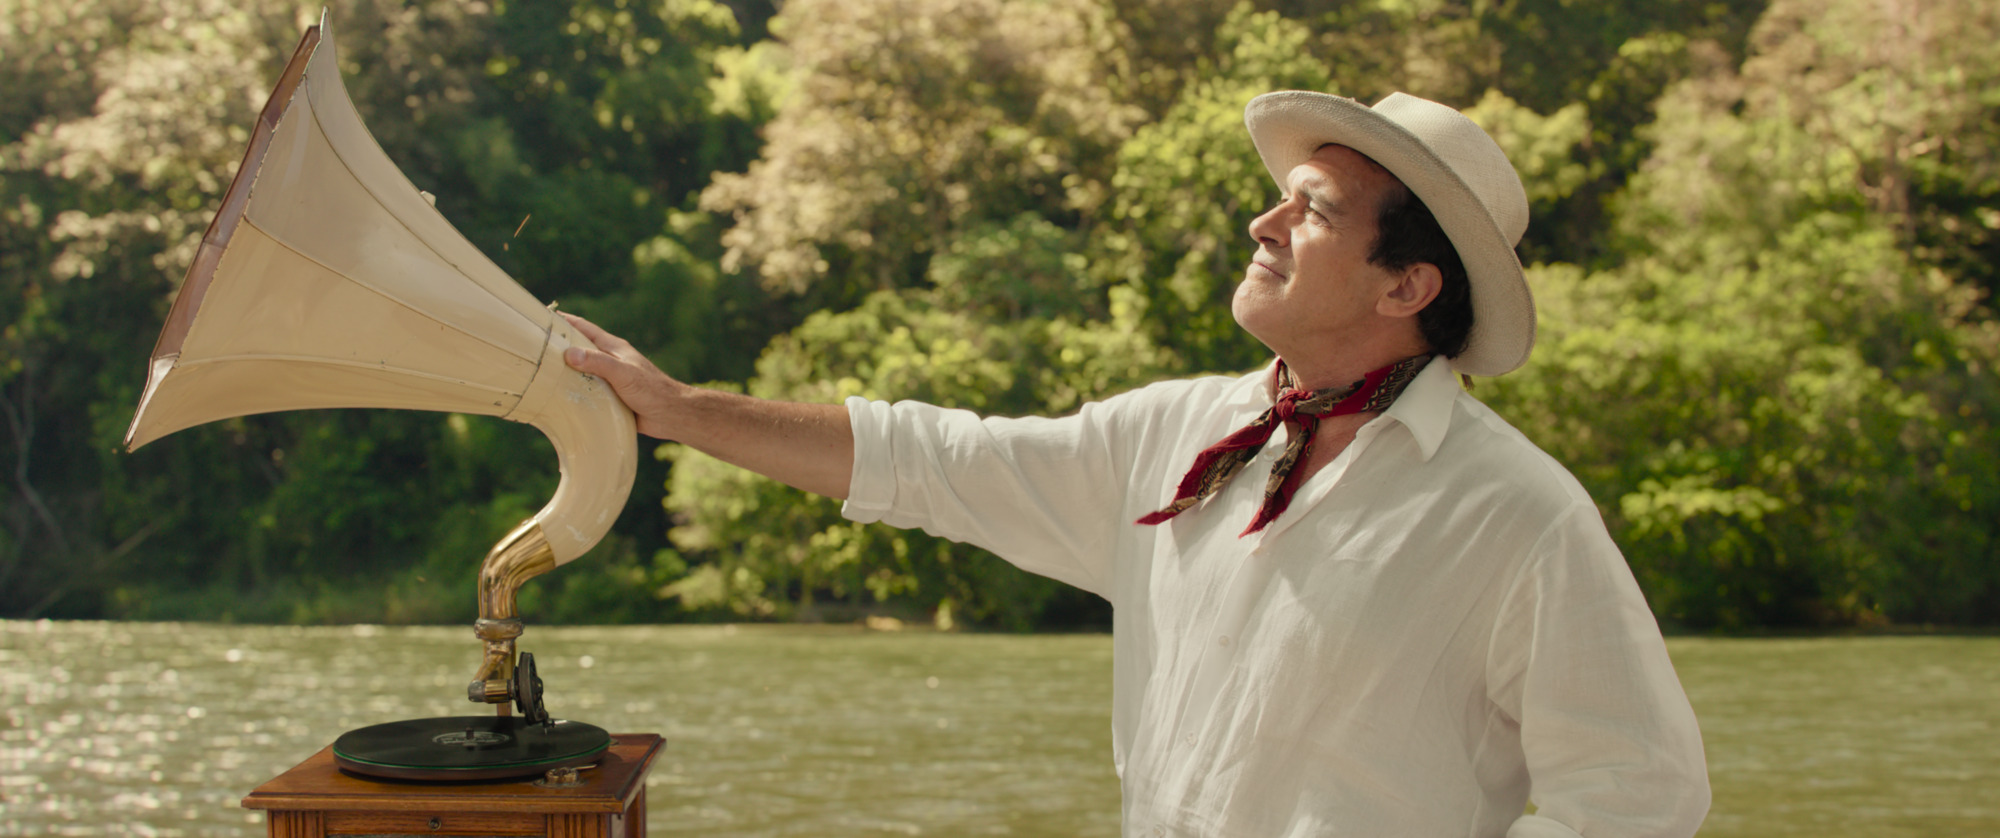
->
xmin=564 ymin=332 xmax=662 ymax=409
xmin=561 ymin=312 xmax=642 ymax=379
xmin=560 ymin=311 xmax=602 ymax=337
xmin=561 ymin=312 xmax=632 ymax=355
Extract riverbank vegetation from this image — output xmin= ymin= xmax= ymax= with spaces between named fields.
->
xmin=3 ymin=0 xmax=1995 ymax=630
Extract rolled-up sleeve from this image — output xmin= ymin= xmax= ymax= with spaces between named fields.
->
xmin=1492 ymin=504 xmax=1711 ymax=838
xmin=840 ymin=395 xmax=1129 ymax=599
xmin=841 ymin=396 xmax=906 ymax=523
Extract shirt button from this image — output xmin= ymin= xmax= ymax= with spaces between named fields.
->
xmin=1217 ymin=635 xmax=1231 ymax=647
xmin=1152 ymin=827 xmax=1166 ymax=837
xmin=1184 ymin=732 xmax=1197 ymax=746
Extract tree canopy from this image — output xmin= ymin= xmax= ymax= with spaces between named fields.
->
xmin=3 ymin=0 xmax=1994 ymax=629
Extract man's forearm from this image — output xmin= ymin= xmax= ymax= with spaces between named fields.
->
xmin=560 ymin=313 xmax=854 ymax=500
xmin=663 ymin=387 xmax=853 ymax=499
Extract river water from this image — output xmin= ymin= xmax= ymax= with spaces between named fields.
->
xmin=2 ymin=621 xmax=1996 ymax=836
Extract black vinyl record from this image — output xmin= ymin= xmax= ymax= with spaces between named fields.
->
xmin=332 ymin=715 xmax=612 ymax=781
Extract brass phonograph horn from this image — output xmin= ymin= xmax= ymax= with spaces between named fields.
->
xmin=123 ymin=10 xmax=635 ymax=779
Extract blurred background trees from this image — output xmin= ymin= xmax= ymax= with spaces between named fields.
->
xmin=2 ymin=0 xmax=1993 ymax=630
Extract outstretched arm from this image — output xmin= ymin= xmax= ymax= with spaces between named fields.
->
xmin=560 ymin=313 xmax=854 ymax=500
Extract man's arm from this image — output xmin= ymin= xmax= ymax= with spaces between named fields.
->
xmin=1489 ymin=504 xmax=1711 ymax=838
xmin=560 ymin=313 xmax=854 ymax=500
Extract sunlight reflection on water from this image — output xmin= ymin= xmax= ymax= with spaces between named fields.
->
xmin=5 ymin=623 xmax=1999 ymax=837
xmin=0 ymin=620 xmax=1120 ymax=837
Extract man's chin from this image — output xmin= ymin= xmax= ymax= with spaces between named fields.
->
xmin=1230 ymin=294 xmax=1281 ymax=350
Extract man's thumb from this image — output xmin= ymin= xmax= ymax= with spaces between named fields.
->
xmin=564 ymin=346 xmax=604 ymax=376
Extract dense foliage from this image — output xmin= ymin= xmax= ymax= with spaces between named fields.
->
xmin=3 ymin=0 xmax=1994 ymax=630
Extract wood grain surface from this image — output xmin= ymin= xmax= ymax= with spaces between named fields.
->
xmin=241 ymin=732 xmax=661 ymax=838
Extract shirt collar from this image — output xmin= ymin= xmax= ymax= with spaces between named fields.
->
xmin=1376 ymin=354 xmax=1456 ymax=462
xmin=1246 ymin=354 xmax=1456 ymax=462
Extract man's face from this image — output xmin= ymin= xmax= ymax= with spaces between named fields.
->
xmin=1232 ymin=144 xmax=1405 ymax=358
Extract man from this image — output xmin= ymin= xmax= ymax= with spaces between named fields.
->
xmin=564 ymin=91 xmax=1710 ymax=837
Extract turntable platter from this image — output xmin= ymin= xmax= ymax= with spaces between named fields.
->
xmin=332 ymin=715 xmax=612 ymax=781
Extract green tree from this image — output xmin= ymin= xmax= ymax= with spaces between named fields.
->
xmin=2 ymin=0 xmax=314 ymax=616
xmin=0 ymin=0 xmax=763 ymax=621
xmin=698 ymin=0 xmax=1144 ymax=310
xmin=1272 ymin=0 xmax=1770 ymax=266
xmin=1482 ymin=0 xmax=2000 ymax=627
xmin=8 ymin=0 xmax=1997 ymax=632
xmin=1090 ymin=4 xmax=1331 ymax=373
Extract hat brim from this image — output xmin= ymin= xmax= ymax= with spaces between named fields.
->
xmin=1244 ymin=92 xmax=1534 ymax=377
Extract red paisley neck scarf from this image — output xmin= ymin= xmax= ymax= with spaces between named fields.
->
xmin=1137 ymin=355 xmax=1430 ymax=536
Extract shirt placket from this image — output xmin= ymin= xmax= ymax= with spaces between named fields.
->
xmin=1175 ymin=420 xmax=1387 ymax=739
xmin=1173 ymin=443 xmax=1286 ymax=748
xmin=1176 ymin=542 xmax=1271 ymax=741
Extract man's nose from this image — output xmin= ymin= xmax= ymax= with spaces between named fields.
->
xmin=1248 ymin=204 xmax=1287 ymax=247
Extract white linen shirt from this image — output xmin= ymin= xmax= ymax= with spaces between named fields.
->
xmin=842 ymin=355 xmax=1709 ymax=838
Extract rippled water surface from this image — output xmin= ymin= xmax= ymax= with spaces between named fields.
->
xmin=3 ymin=622 xmax=1997 ymax=836
xmin=1670 ymin=636 xmax=2000 ymax=837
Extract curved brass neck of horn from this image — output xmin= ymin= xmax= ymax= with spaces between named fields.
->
xmin=466 ymin=520 xmax=557 ymax=711
xmin=479 ymin=519 xmax=557 ymax=620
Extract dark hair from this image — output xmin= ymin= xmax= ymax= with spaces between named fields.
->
xmin=1369 ymin=180 xmax=1473 ymax=358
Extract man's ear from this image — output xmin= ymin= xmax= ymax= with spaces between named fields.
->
xmin=1378 ymin=262 xmax=1442 ymax=318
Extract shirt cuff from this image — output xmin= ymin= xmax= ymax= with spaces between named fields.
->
xmin=840 ymin=396 xmax=896 ymax=523
xmin=1505 ymin=815 xmax=1585 ymax=838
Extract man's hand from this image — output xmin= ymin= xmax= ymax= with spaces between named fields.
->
xmin=559 ymin=312 xmax=855 ymax=499
xmin=560 ymin=312 xmax=691 ymax=440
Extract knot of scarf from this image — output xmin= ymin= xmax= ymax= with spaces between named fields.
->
xmin=1136 ymin=355 xmax=1430 ymax=536
xmin=1271 ymin=390 xmax=1309 ymax=423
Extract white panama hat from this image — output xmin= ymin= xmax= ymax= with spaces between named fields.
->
xmin=1244 ymin=91 xmax=1534 ymax=377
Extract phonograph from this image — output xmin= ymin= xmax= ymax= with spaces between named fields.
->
xmin=122 ymin=10 xmax=644 ymax=790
